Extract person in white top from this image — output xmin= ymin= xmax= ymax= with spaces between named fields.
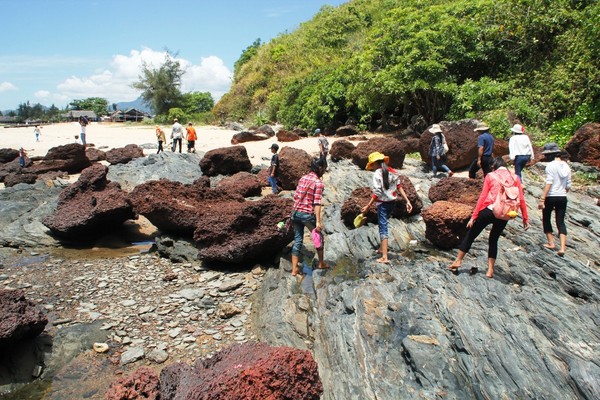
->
xmin=171 ymin=118 xmax=183 ymax=153
xmin=538 ymin=143 xmax=571 ymax=256
xmin=508 ymin=123 xmax=534 ymax=181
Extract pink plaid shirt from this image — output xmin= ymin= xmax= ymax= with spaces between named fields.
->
xmin=293 ymin=172 xmax=324 ymax=214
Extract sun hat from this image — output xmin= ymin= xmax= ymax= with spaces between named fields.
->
xmin=365 ymin=152 xmax=390 ymax=170
xmin=314 ymin=128 xmax=321 ymax=134
xmin=511 ymin=123 xmax=524 ymax=134
xmin=270 ymin=143 xmax=279 ymax=150
xmin=429 ymin=124 xmax=442 ymax=133
xmin=541 ymin=142 xmax=561 ymax=154
xmin=173 ymin=118 xmax=178 ymax=122
xmin=311 ymin=228 xmax=323 ymax=249
xmin=474 ymin=122 xmax=490 ymax=131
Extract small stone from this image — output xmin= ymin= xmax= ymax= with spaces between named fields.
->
xmin=120 ymin=346 xmax=144 ymax=365
xmin=147 ymin=349 xmax=169 ymax=364
xmin=121 ymin=299 xmax=136 ymax=307
xmin=169 ymin=328 xmax=182 ymax=338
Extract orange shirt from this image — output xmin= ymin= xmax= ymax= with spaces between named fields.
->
xmin=186 ymin=127 xmax=197 ymax=141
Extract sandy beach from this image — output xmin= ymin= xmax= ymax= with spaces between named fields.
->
xmin=1 ymin=122 xmax=366 ymax=166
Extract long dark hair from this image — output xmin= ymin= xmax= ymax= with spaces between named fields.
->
xmin=310 ymin=157 xmax=325 ymax=177
xmin=381 ymin=161 xmax=390 ymax=190
xmin=491 ymin=157 xmax=507 ymax=171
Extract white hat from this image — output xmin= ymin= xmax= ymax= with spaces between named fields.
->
xmin=474 ymin=122 xmax=490 ymax=131
xmin=429 ymin=124 xmax=442 ymax=133
xmin=511 ymin=124 xmax=524 ymax=133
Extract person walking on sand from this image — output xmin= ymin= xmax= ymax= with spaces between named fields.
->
xmin=186 ymin=122 xmax=197 ymax=153
xmin=267 ymin=143 xmax=280 ymax=194
xmin=316 ymin=129 xmax=329 ymax=169
xmin=156 ymin=125 xmax=166 ymax=154
xmin=448 ymin=157 xmax=529 ymax=278
xmin=290 ymin=157 xmax=329 ymax=276
xmin=361 ymin=152 xmax=413 ymax=264
xmin=79 ymin=116 xmax=89 ymax=146
xmin=539 ymin=143 xmax=571 ymax=257
xmin=428 ymin=124 xmax=453 ymax=178
xmin=508 ymin=123 xmax=534 ymax=181
xmin=468 ymin=122 xmax=494 ymax=179
xmin=33 ymin=125 xmax=42 ymax=142
xmin=171 ymin=118 xmax=183 ymax=153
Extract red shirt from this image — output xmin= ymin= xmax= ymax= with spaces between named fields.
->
xmin=186 ymin=127 xmax=197 ymax=141
xmin=293 ymin=172 xmax=324 ymax=214
xmin=472 ymin=167 xmax=529 ymax=222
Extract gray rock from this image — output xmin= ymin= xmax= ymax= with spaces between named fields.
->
xmin=218 ymin=279 xmax=244 ymax=292
xmin=120 ymin=346 xmax=144 ymax=365
xmin=147 ymin=348 xmax=169 ymax=364
xmin=177 ymin=288 xmax=205 ymax=301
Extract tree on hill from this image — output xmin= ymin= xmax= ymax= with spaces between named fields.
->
xmin=69 ymin=97 xmax=109 ymax=116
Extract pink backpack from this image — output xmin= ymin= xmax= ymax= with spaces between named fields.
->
xmin=491 ymin=172 xmax=521 ymax=220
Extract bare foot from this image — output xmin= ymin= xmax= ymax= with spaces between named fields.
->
xmin=317 ymin=263 xmax=330 ymax=270
xmin=486 ymin=273 xmax=494 ymax=278
xmin=376 ymin=257 xmax=389 ymax=264
xmin=557 ymin=250 xmax=565 ymax=257
xmin=543 ymin=243 xmax=556 ymax=250
xmin=291 ymin=268 xmax=300 ymax=276
xmin=448 ymin=263 xmax=461 ymax=272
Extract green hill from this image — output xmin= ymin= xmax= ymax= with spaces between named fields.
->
xmin=215 ymin=0 xmax=599 ymax=144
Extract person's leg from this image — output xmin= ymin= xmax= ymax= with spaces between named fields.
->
xmin=514 ymin=155 xmax=527 ymax=180
xmin=554 ymin=197 xmax=568 ymax=255
xmin=178 ymin=139 xmax=182 ymax=153
xmin=486 ymin=217 xmax=508 ymax=278
xmin=157 ymin=141 xmax=163 ymax=153
xmin=468 ymin=157 xmax=479 ymax=179
xmin=377 ymin=202 xmax=394 ymax=263
xmin=268 ymin=176 xmax=277 ymax=194
xmin=481 ymin=156 xmax=493 ymax=176
xmin=542 ymin=199 xmax=555 ymax=249
xmin=450 ymin=209 xmax=493 ymax=270
xmin=290 ymin=213 xmax=305 ymax=276
xmin=431 ymin=159 xmax=438 ymax=177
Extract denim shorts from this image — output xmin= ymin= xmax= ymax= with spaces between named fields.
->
xmin=377 ymin=201 xmax=395 ymax=240
xmin=291 ymin=211 xmax=316 ymax=256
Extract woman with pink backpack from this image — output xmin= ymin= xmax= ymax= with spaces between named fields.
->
xmin=448 ymin=157 xmax=530 ymax=278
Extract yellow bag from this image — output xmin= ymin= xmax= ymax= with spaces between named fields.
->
xmin=353 ymin=213 xmax=367 ymax=228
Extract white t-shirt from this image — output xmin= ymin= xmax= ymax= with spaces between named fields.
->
xmin=545 ymin=160 xmax=571 ymax=197
xmin=508 ymin=134 xmax=534 ymax=160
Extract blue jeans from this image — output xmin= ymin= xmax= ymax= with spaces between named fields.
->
xmin=80 ymin=132 xmax=86 ymax=145
xmin=377 ymin=201 xmax=395 ymax=240
xmin=432 ymin=155 xmax=451 ymax=175
xmin=291 ymin=211 xmax=316 ymax=256
xmin=268 ymin=175 xmax=278 ymax=194
xmin=513 ymin=155 xmax=530 ymax=180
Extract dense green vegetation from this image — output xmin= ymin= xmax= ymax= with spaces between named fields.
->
xmin=215 ymin=0 xmax=599 ymax=143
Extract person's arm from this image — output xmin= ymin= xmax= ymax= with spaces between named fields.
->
xmin=516 ymin=178 xmax=529 ymax=229
xmin=398 ymin=186 xmax=413 ymax=213
xmin=508 ymin=137 xmax=516 ymax=160
xmin=314 ymin=205 xmax=323 ymax=231
xmin=477 ymin=145 xmax=484 ymax=167
xmin=361 ymin=174 xmax=381 ymax=213
xmin=470 ymin=174 xmax=492 ymax=225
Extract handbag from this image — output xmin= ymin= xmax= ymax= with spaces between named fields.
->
xmin=442 ymin=134 xmax=449 ymax=153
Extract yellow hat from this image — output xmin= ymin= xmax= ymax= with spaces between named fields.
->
xmin=365 ymin=152 xmax=390 ymax=170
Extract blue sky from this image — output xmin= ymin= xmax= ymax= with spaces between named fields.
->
xmin=0 ymin=0 xmax=347 ymax=111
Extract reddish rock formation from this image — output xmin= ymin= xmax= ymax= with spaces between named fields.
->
xmin=193 ymin=196 xmax=294 ymax=263
xmin=293 ymin=128 xmax=309 ymax=138
xmin=255 ymin=124 xmax=276 ymax=137
xmin=0 ymin=148 xmax=19 ymax=164
xmin=418 ymin=120 xmax=481 ymax=170
xmin=215 ymin=171 xmax=262 ymax=198
xmin=200 ymin=146 xmax=252 ymax=177
xmin=42 ymin=164 xmax=135 ymax=238
xmin=329 ymin=140 xmax=355 ymax=162
xmin=278 ymin=147 xmax=313 ymax=190
xmin=231 ymin=131 xmax=269 ymax=145
xmin=0 ymin=289 xmax=48 ymax=347
xmin=399 ymin=137 xmax=421 ymax=154
xmin=351 ymin=137 xmax=406 ymax=170
xmin=565 ymin=122 xmax=600 ymax=167
xmin=28 ymin=143 xmax=92 ymax=175
xmin=0 ymin=158 xmax=31 ymax=183
xmin=105 ymin=367 xmax=160 ymax=400
xmin=105 ymin=144 xmax=145 ymax=165
xmin=341 ymin=176 xmax=422 ymax=229
xmin=128 ymin=177 xmax=240 ymax=235
xmin=159 ymin=342 xmax=323 ymax=400
xmin=3 ymin=172 xmax=37 ymax=187
xmin=336 ymin=125 xmax=359 ymax=137
xmin=428 ymin=177 xmax=484 ymax=207
xmin=421 ymin=201 xmax=473 ymax=249
xmin=276 ymin=129 xmax=300 ymax=142
xmin=85 ymin=147 xmax=107 ymax=162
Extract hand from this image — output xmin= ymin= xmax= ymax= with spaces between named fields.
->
xmin=466 ymin=218 xmax=475 ymax=228
xmin=523 ymin=220 xmax=530 ymax=230
xmin=316 ymin=221 xmax=323 ymax=232
xmin=436 ymin=155 xmax=440 ymax=160
xmin=406 ymin=202 xmax=413 ymax=213
xmin=361 ymin=206 xmax=368 ymax=214
xmin=477 ymin=160 xmax=482 ymax=167
xmin=538 ymin=201 xmax=545 ymax=210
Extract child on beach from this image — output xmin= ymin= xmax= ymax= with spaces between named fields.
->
xmin=34 ymin=125 xmax=42 ymax=142
xmin=186 ymin=122 xmax=197 ymax=153
xmin=19 ymin=147 xmax=26 ymax=167
xmin=156 ymin=125 xmax=166 ymax=153
xmin=268 ymin=143 xmax=280 ymax=194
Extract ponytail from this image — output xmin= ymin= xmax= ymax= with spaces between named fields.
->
xmin=381 ymin=161 xmax=390 ymax=190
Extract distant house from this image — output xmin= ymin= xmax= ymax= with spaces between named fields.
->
xmin=63 ymin=110 xmax=97 ymax=122
xmin=0 ymin=116 xmax=18 ymax=125
xmin=110 ymin=108 xmax=149 ymax=122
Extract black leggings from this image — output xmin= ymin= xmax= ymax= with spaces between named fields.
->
xmin=542 ymin=196 xmax=568 ymax=235
xmin=459 ymin=208 xmax=508 ymax=259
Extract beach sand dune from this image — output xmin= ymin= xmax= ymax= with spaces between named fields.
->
xmin=1 ymin=122 xmax=365 ymax=166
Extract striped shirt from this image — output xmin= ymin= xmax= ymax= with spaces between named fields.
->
xmin=293 ymin=172 xmax=324 ymax=214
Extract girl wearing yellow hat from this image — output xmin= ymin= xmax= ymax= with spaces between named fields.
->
xmin=361 ymin=152 xmax=413 ymax=263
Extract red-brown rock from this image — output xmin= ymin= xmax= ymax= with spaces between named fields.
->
xmin=215 ymin=171 xmax=262 ymax=197
xmin=340 ymin=175 xmax=422 ymax=229
xmin=42 ymin=164 xmax=135 ymax=238
xmin=421 ymin=201 xmax=473 ymax=249
xmin=351 ymin=137 xmax=406 ymax=170
xmin=565 ymin=122 xmax=600 ymax=167
xmin=3 ymin=172 xmax=37 ymax=187
xmin=193 ymin=196 xmax=294 ymax=264
xmin=105 ymin=366 xmax=160 ymax=400
xmin=255 ymin=124 xmax=276 ymax=137
xmin=0 ymin=148 xmax=19 ymax=164
xmin=336 ymin=125 xmax=359 ymax=137
xmin=329 ymin=139 xmax=355 ymax=162
xmin=276 ymin=129 xmax=300 ymax=142
xmin=86 ymin=147 xmax=107 ymax=162
xmin=418 ymin=120 xmax=481 ymax=170
xmin=105 ymin=144 xmax=144 ymax=165
xmin=294 ymin=128 xmax=309 ymax=138
xmin=200 ymin=145 xmax=252 ymax=176
xmin=0 ymin=289 xmax=48 ymax=347
xmin=231 ymin=131 xmax=270 ymax=145
xmin=428 ymin=177 xmax=484 ymax=207
xmin=28 ymin=143 xmax=92 ymax=174
xmin=278 ymin=147 xmax=313 ymax=190
xmin=159 ymin=342 xmax=323 ymax=400
xmin=128 ymin=177 xmax=240 ymax=235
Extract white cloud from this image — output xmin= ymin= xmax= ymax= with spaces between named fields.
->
xmin=53 ymin=48 xmax=232 ymax=106
xmin=0 ymin=82 xmax=18 ymax=92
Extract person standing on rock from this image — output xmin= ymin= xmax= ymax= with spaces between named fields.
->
xmin=79 ymin=116 xmax=89 ymax=147
xmin=171 ymin=118 xmax=183 ymax=153
xmin=19 ymin=147 xmax=26 ymax=167
xmin=468 ymin=122 xmax=494 ymax=179
xmin=290 ymin=157 xmax=329 ymax=276
xmin=268 ymin=143 xmax=280 ymax=194
xmin=428 ymin=124 xmax=454 ymax=178
xmin=361 ymin=152 xmax=413 ymax=264
xmin=156 ymin=125 xmax=166 ymax=154
xmin=538 ymin=143 xmax=571 ymax=257
xmin=508 ymin=123 xmax=534 ymax=182
xmin=186 ymin=122 xmax=197 ymax=153
xmin=316 ymin=129 xmax=329 ymax=169
xmin=449 ymin=157 xmax=529 ymax=278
